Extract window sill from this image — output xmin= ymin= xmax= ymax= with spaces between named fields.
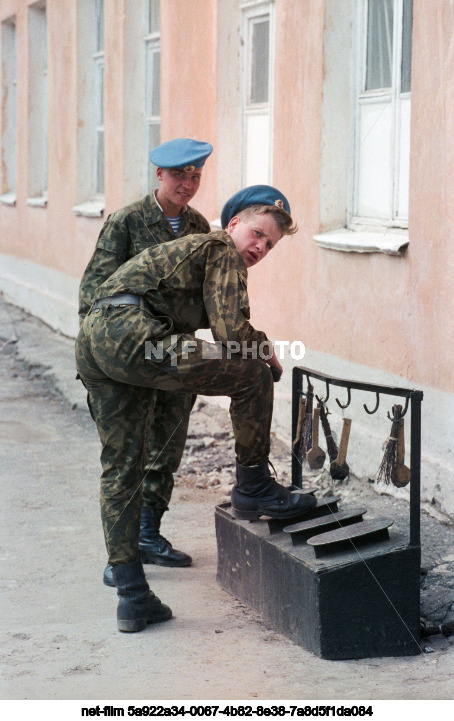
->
xmin=72 ymin=198 xmax=105 ymax=218
xmin=314 ymin=228 xmax=409 ymax=256
xmin=0 ymin=192 xmax=17 ymax=206
xmin=26 ymin=194 xmax=48 ymax=208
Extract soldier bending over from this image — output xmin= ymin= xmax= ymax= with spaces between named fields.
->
xmin=75 ymin=185 xmax=316 ymax=633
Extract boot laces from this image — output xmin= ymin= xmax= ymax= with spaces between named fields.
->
xmin=264 ymin=461 xmax=290 ymax=501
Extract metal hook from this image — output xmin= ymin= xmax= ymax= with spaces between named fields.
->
xmin=364 ymin=392 xmax=380 ymax=415
xmin=315 ymin=380 xmax=330 ymax=404
xmin=387 ymin=396 xmax=410 ymax=420
xmin=399 ymin=395 xmax=410 ymax=418
xmin=335 ymin=386 xmax=351 ymax=409
xmin=304 ymin=375 xmax=314 ymax=395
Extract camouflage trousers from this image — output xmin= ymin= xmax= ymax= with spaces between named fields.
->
xmin=141 ymin=389 xmax=196 ymax=510
xmin=80 ymin=367 xmax=193 ymax=513
xmin=75 ymin=304 xmax=274 ymax=565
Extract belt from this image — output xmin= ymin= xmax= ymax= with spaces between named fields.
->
xmin=91 ymin=293 xmax=142 ymax=310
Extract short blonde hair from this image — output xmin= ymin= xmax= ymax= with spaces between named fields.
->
xmin=236 ymin=205 xmax=298 ymax=236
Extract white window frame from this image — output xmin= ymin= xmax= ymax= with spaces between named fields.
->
xmin=93 ymin=0 xmax=104 ymax=199
xmin=240 ymin=0 xmax=275 ymax=187
xmin=72 ymin=0 xmax=105 ymax=218
xmin=143 ymin=0 xmax=161 ymax=194
xmin=93 ymin=50 xmax=104 ymax=197
xmin=314 ymin=0 xmax=411 ymax=255
xmin=349 ymin=0 xmax=412 ymax=230
xmin=0 ymin=16 xmax=17 ymax=206
xmin=26 ymin=1 xmax=48 ymax=207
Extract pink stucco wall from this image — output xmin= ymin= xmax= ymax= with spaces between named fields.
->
xmin=104 ymin=0 xmax=126 ymax=216
xmin=1 ymin=0 xmax=453 ymax=394
xmin=160 ymin=0 xmax=218 ymax=222
xmin=0 ymin=0 xmax=103 ymax=277
xmin=47 ymin=0 xmax=79 ymax=274
xmin=248 ymin=0 xmax=324 ymax=345
xmin=248 ymin=0 xmax=454 ymax=393
xmin=407 ymin=0 xmax=454 ymax=391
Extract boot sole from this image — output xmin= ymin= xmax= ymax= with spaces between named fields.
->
xmin=117 ymin=618 xmax=148 ymax=633
xmin=231 ymin=508 xmax=303 ymax=521
xmin=140 ymin=551 xmax=192 ymax=567
xmin=231 ymin=501 xmax=317 ymax=521
xmin=117 ymin=608 xmax=172 ymax=632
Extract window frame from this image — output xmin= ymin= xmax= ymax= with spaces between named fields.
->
xmin=93 ymin=49 xmax=105 ymax=197
xmin=72 ymin=0 xmax=105 ymax=217
xmin=349 ymin=0 xmax=412 ymax=230
xmin=26 ymin=1 xmax=48 ymax=207
xmin=240 ymin=0 xmax=275 ymax=187
xmin=0 ymin=16 xmax=17 ymax=205
xmin=93 ymin=0 xmax=104 ymax=199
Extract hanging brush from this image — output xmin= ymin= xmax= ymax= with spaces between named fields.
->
xmin=376 ymin=404 xmax=402 ymax=486
xmin=393 ymin=411 xmax=410 ymax=487
xmin=293 ymin=396 xmax=306 ymax=450
xmin=330 ymin=418 xmax=351 ymax=481
xmin=298 ymin=382 xmax=314 ymax=464
xmin=307 ymin=407 xmax=326 ymax=470
xmin=318 ymin=400 xmax=338 ymax=463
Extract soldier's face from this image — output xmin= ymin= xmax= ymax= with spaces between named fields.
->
xmin=228 ymin=214 xmax=281 ymax=268
xmin=156 ymin=167 xmax=203 ymax=211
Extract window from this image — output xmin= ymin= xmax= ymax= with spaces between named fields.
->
xmin=1 ymin=16 xmax=16 ymax=205
xmin=94 ymin=0 xmax=104 ymax=196
xmin=351 ymin=0 xmax=413 ymax=227
xmin=315 ymin=0 xmax=412 ymax=254
xmin=73 ymin=0 xmax=105 ymax=217
xmin=27 ymin=1 xmax=47 ymax=206
xmin=241 ymin=1 xmax=275 ymax=186
xmin=144 ymin=0 xmax=161 ymax=193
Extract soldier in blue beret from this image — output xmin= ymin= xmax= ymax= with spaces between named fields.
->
xmin=78 ymin=138 xmax=213 ymax=586
xmin=220 ymin=184 xmax=291 ymax=229
xmin=149 ymin=137 xmax=213 ymax=171
xmin=76 ymin=184 xmax=317 ymax=632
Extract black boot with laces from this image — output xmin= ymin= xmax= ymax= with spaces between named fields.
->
xmin=231 ymin=459 xmax=317 ymax=520
xmin=102 ymin=505 xmax=192 ymax=588
xmin=139 ymin=506 xmax=192 ymax=567
xmin=112 ymin=559 xmax=172 ymax=633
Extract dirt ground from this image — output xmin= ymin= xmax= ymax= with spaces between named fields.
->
xmin=1 ymin=297 xmax=454 ymax=707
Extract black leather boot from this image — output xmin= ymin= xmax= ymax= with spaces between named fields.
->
xmin=112 ymin=559 xmax=172 ymax=633
xmin=139 ymin=506 xmax=192 ymax=567
xmin=231 ymin=459 xmax=317 ymax=520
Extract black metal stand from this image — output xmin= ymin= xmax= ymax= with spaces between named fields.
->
xmin=215 ymin=366 xmax=424 ymax=659
xmin=292 ymin=366 xmax=423 ymax=549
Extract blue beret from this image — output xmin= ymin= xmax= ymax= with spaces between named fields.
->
xmin=220 ymin=185 xmax=291 ymax=229
xmin=149 ymin=138 xmax=213 ymax=170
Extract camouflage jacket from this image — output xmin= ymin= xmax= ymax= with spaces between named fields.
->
xmin=94 ymin=231 xmax=269 ymax=350
xmin=78 ymin=193 xmax=210 ymax=322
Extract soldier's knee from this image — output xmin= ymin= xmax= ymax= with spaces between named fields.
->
xmin=248 ymin=358 xmax=274 ymax=390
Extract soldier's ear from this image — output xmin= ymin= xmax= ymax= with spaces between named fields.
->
xmin=156 ymin=167 xmax=164 ymax=181
xmin=227 ymin=216 xmax=240 ymax=234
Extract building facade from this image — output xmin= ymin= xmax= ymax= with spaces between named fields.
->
xmin=1 ymin=0 xmax=453 ymax=516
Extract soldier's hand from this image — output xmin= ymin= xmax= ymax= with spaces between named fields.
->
xmin=268 ymin=351 xmax=283 ymax=382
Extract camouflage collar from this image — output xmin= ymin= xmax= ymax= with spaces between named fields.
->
xmin=221 ymin=230 xmax=248 ymax=276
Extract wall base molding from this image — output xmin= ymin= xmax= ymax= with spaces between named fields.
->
xmin=0 ymin=253 xmax=80 ymax=338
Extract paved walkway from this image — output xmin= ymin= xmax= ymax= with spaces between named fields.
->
xmin=0 ymin=295 xmax=453 ymax=704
